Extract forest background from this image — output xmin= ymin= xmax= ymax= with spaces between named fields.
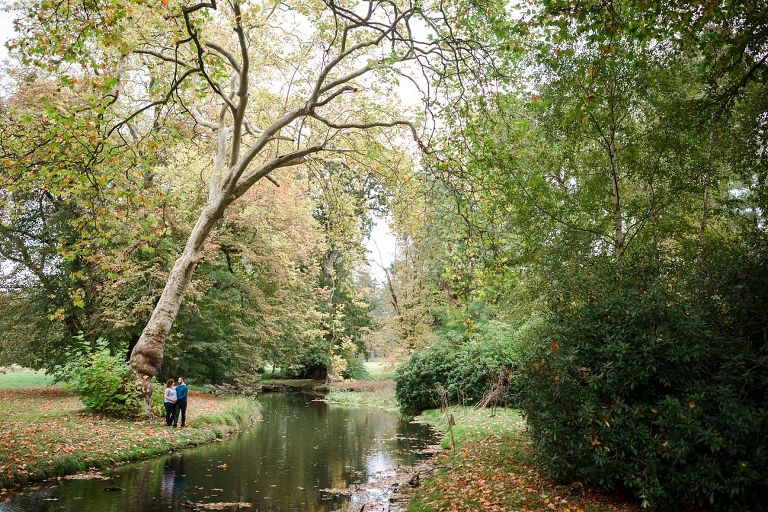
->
xmin=1 ymin=0 xmax=767 ymax=510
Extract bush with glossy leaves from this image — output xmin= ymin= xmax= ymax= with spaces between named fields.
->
xmin=520 ymin=248 xmax=768 ymax=511
xmin=396 ymin=320 xmax=527 ymax=413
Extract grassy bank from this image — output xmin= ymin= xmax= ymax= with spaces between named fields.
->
xmin=0 ymin=387 xmax=259 ymax=489
xmin=0 ymin=368 xmax=54 ymax=389
xmin=325 ymin=387 xmax=399 ymax=412
xmin=410 ymin=407 xmax=638 ymax=512
xmin=363 ymin=361 xmax=397 ymax=381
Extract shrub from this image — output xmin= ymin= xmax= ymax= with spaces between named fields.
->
xmin=63 ymin=341 xmax=143 ymax=416
xmin=395 ymin=342 xmax=455 ymax=412
xmin=396 ymin=320 xmax=525 ymax=413
xmin=342 ymin=352 xmax=370 ymax=380
xmin=520 ymin=255 xmax=768 ymax=511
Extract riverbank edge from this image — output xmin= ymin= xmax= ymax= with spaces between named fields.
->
xmin=403 ymin=407 xmax=538 ymax=511
xmin=323 ymin=387 xmax=400 ymax=412
xmin=0 ymin=396 xmax=260 ymax=490
xmin=205 ymin=378 xmax=397 ymax=395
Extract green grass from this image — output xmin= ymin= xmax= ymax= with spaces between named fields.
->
xmin=189 ymin=397 xmax=260 ymax=430
xmin=363 ymin=361 xmax=397 ymax=381
xmin=325 ymin=388 xmax=399 ymax=412
xmin=417 ymin=406 xmax=525 ymax=449
xmin=0 ymin=368 xmax=55 ymax=389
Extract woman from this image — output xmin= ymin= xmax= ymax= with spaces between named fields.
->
xmin=163 ymin=379 xmax=177 ymax=426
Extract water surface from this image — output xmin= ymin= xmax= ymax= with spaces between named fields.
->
xmin=0 ymin=393 xmax=436 ymax=512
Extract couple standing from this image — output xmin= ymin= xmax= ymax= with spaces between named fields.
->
xmin=163 ymin=377 xmax=188 ymax=427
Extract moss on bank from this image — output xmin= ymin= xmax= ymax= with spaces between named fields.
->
xmin=0 ymin=389 xmax=259 ymax=489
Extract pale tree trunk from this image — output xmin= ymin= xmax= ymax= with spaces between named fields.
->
xmin=130 ymin=201 xmax=226 ymax=413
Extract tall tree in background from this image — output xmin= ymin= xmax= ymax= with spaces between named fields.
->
xmin=0 ymin=76 xmax=170 ymax=369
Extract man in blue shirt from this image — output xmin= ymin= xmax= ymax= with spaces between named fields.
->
xmin=173 ymin=377 xmax=188 ymax=428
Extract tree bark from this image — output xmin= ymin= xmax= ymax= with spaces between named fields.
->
xmin=129 ymin=200 xmax=226 ymax=411
xmin=608 ymin=132 xmax=624 ymax=258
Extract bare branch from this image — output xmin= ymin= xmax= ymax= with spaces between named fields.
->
xmin=183 ymin=1 xmax=217 ymax=15
xmin=186 ymin=106 xmax=219 ymax=130
xmin=107 ymin=67 xmax=200 ymax=138
xmin=318 ymin=66 xmax=372 ymax=96
xmin=310 ymin=112 xmax=428 ymax=153
xmin=225 ymin=106 xmax=309 ymax=189
xmin=182 ymin=4 xmax=238 ymax=115
xmin=228 ymin=0 xmax=250 ymax=168
xmin=234 ymin=144 xmax=325 ymax=196
xmin=315 ymin=85 xmax=358 ymax=107
xmin=134 ymin=49 xmax=192 ymax=68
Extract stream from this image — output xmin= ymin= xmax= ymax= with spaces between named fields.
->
xmin=0 ymin=393 xmax=438 ymax=512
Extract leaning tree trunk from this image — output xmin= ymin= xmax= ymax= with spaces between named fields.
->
xmin=129 ymin=201 xmax=225 ymax=415
xmin=114 ymin=0 xmax=438 ymax=417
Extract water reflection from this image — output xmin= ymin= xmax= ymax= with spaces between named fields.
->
xmin=0 ymin=393 xmax=436 ymax=512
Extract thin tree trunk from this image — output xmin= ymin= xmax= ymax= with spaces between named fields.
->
xmin=608 ymin=135 xmax=624 ymax=258
xmin=700 ymin=131 xmax=714 ymax=243
xmin=129 ymin=201 xmax=226 ymax=412
xmin=700 ymin=184 xmax=709 ymax=241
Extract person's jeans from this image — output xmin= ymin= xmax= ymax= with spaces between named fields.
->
xmin=164 ymin=402 xmax=175 ymax=426
xmin=173 ymin=398 xmax=187 ymax=427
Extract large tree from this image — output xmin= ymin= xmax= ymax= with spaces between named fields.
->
xmin=10 ymin=0 xmax=465 ymax=394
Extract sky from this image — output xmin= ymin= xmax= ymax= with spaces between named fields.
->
xmin=365 ymin=216 xmax=398 ymax=283
xmin=0 ymin=6 xmax=11 ymax=60
xmin=0 ymin=9 xmax=399 ymax=284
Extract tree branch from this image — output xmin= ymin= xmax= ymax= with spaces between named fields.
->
xmin=234 ymin=144 xmax=325 ymax=196
xmin=310 ymin=112 xmax=428 ymax=153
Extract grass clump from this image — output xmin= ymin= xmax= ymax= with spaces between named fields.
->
xmin=189 ymin=397 xmax=260 ymax=430
xmin=325 ymin=389 xmax=399 ymax=412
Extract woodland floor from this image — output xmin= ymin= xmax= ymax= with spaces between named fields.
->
xmin=0 ymin=386 xmax=257 ymax=490
xmin=409 ymin=407 xmax=640 ymax=512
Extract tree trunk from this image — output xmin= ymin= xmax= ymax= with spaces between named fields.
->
xmin=129 ymin=200 xmax=226 ymax=414
xmin=608 ymin=133 xmax=624 ymax=258
xmin=700 ymin=184 xmax=709 ymax=242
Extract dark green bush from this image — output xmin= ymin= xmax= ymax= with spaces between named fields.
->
xmin=62 ymin=341 xmax=143 ymax=416
xmin=520 ymin=252 xmax=768 ymax=511
xmin=396 ymin=320 xmax=525 ymax=412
